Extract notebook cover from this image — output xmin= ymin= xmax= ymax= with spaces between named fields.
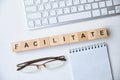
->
xmin=69 ymin=42 xmax=113 ymax=80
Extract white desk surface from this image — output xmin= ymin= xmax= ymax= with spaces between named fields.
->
xmin=0 ymin=0 xmax=120 ymax=80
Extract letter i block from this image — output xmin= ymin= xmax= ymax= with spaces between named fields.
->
xmin=59 ymin=34 xmax=70 ymax=44
xmin=39 ymin=37 xmax=50 ymax=48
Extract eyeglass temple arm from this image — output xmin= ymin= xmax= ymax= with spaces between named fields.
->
xmin=17 ymin=57 xmax=57 ymax=71
xmin=17 ymin=56 xmax=65 ymax=66
xmin=17 ymin=56 xmax=66 ymax=71
xmin=17 ymin=63 xmax=30 ymax=71
xmin=17 ymin=57 xmax=54 ymax=71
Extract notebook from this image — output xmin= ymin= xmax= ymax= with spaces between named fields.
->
xmin=69 ymin=42 xmax=113 ymax=80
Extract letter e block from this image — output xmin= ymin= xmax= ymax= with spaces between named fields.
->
xmin=96 ymin=28 xmax=108 ymax=39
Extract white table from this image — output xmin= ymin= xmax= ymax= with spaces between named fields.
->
xmin=0 ymin=0 xmax=120 ymax=80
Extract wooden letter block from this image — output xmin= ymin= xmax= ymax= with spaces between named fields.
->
xmin=39 ymin=37 xmax=50 ymax=48
xmin=69 ymin=33 xmax=79 ymax=43
xmin=11 ymin=41 xmax=23 ymax=52
xmin=87 ymin=29 xmax=98 ymax=40
xmin=78 ymin=31 xmax=88 ymax=41
xmin=59 ymin=34 xmax=70 ymax=44
xmin=50 ymin=36 xmax=60 ymax=46
xmin=96 ymin=28 xmax=108 ymax=39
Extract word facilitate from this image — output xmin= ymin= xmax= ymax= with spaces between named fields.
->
xmin=11 ymin=28 xmax=108 ymax=52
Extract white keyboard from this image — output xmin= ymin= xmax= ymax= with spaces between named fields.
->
xmin=24 ymin=0 xmax=120 ymax=29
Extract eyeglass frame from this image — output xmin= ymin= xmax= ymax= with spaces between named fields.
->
xmin=17 ymin=56 xmax=66 ymax=71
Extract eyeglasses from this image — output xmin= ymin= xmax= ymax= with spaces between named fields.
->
xmin=17 ymin=56 xmax=66 ymax=73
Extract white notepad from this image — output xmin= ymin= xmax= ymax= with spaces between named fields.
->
xmin=69 ymin=42 xmax=113 ymax=80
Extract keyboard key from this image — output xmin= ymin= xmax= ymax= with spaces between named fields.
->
xmin=58 ymin=11 xmax=91 ymax=22
xmin=52 ymin=2 xmax=58 ymax=8
xmin=92 ymin=9 xmax=100 ymax=17
xmin=109 ymin=10 xmax=115 ymax=14
xmin=99 ymin=1 xmax=105 ymax=8
xmin=80 ymin=0 xmax=87 ymax=4
xmin=49 ymin=17 xmax=57 ymax=24
xmin=35 ymin=20 xmax=41 ymax=26
xmin=88 ymin=0 xmax=94 ymax=3
xmin=66 ymin=0 xmax=72 ymax=6
xmin=85 ymin=4 xmax=91 ymax=10
xmin=24 ymin=0 xmax=33 ymax=5
xmin=45 ymin=4 xmax=51 ymax=10
xmin=42 ymin=18 xmax=48 ymax=25
xmin=50 ymin=0 xmax=55 ymax=1
xmin=56 ymin=9 xmax=63 ymax=15
xmin=50 ymin=10 xmax=56 ymax=16
xmin=115 ymin=6 xmax=120 ymax=13
xmin=27 ymin=13 xmax=41 ymax=19
xmin=78 ymin=5 xmax=84 ymax=11
xmin=73 ymin=0 xmax=80 ymax=5
xmin=71 ymin=6 xmax=77 ymax=12
xmin=113 ymin=0 xmax=120 ymax=5
xmin=64 ymin=8 xmax=70 ymax=14
xmin=42 ymin=11 xmax=49 ymax=17
xmin=28 ymin=21 xmax=34 ymax=27
xmin=38 ymin=5 xmax=44 ymax=11
xmin=35 ymin=0 xmax=41 ymax=4
xmin=101 ymin=8 xmax=108 ymax=15
xmin=59 ymin=1 xmax=65 ymax=7
xmin=92 ymin=3 xmax=98 ymax=9
xmin=42 ymin=0 xmax=48 ymax=3
xmin=26 ymin=6 xmax=36 ymax=12
xmin=106 ymin=1 xmax=113 ymax=6
xmin=95 ymin=0 xmax=100 ymax=1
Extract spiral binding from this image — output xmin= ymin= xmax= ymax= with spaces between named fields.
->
xmin=69 ymin=42 xmax=107 ymax=54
